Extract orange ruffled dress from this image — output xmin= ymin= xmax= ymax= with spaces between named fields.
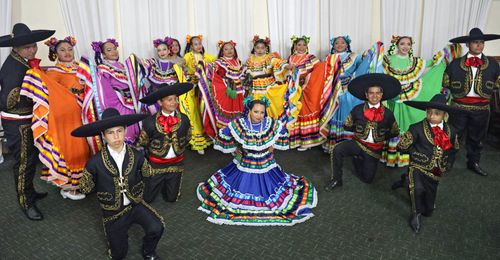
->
xmin=21 ymin=64 xmax=90 ymax=190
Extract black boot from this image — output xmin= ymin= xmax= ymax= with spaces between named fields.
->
xmin=24 ymin=205 xmax=43 ymax=221
xmin=324 ymin=179 xmax=342 ymax=192
xmin=467 ymin=162 xmax=488 ymax=176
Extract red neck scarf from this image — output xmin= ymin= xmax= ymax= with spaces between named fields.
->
xmin=363 ymin=105 xmax=384 ymax=122
xmin=28 ymin=58 xmax=41 ymax=70
xmin=465 ymin=56 xmax=483 ymax=67
xmin=158 ymin=113 xmax=179 ymax=133
xmin=431 ymin=126 xmax=452 ymax=150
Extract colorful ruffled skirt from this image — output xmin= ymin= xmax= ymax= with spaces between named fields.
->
xmin=323 ymin=89 xmax=364 ymax=149
xmin=197 ymin=161 xmax=317 ymax=226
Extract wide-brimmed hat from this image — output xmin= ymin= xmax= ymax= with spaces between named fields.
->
xmin=71 ymin=108 xmax=147 ymax=137
xmin=0 ymin=23 xmax=55 ymax=47
xmin=404 ymin=94 xmax=464 ymax=114
xmin=449 ymin=28 xmax=500 ymax=43
xmin=139 ymin=83 xmax=193 ymax=105
xmin=348 ymin=73 xmax=401 ymax=101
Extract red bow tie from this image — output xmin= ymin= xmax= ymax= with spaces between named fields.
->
xmin=158 ymin=114 xmax=179 ymax=133
xmin=465 ymin=56 xmax=483 ymax=67
xmin=431 ymin=126 xmax=452 ymax=150
xmin=363 ymin=106 xmax=384 ymax=122
xmin=28 ymin=58 xmax=41 ymax=70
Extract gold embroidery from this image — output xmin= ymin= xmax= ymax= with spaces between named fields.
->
xmin=128 ymin=181 xmax=144 ymax=202
xmin=141 ymin=160 xmax=153 ymax=177
xmin=101 ymin=146 xmax=135 ymax=176
xmin=442 ymin=72 xmax=450 ymax=89
xmin=97 ymin=192 xmax=113 ymax=202
xmin=412 ymin=151 xmax=430 ymax=164
xmin=329 ymin=142 xmax=342 ymax=179
xmin=411 ymin=165 xmax=441 ymax=181
xmin=355 ymin=140 xmax=381 ymax=159
xmin=141 ymin=201 xmax=165 ymax=228
xmin=390 ymin=121 xmax=400 ymax=137
xmin=397 ymin=131 xmax=413 ymax=151
xmin=123 ymin=146 xmax=135 ymax=176
xmin=10 ymin=51 xmax=29 ymax=68
xmin=451 ymin=101 xmax=490 ymax=111
xmin=17 ymin=124 xmax=31 ymax=209
xmin=344 ymin=113 xmax=353 ymax=128
xmin=137 ymin=130 xmax=149 ymax=147
xmin=176 ymin=173 xmax=183 ymax=201
xmin=149 ymin=165 xmax=184 ymax=176
xmin=79 ymin=169 xmax=95 ymax=194
xmin=148 ymin=111 xmax=187 ymax=156
xmin=102 ymin=205 xmax=133 ymax=224
xmin=408 ymin=168 xmax=417 ymax=214
xmin=7 ymin=87 xmax=21 ymax=110
xmin=454 ymin=135 xmax=459 ymax=150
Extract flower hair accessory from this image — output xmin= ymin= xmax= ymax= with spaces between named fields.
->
xmin=217 ymin=40 xmax=237 ymax=49
xmin=243 ymin=95 xmax=271 ymax=109
xmin=252 ymin=35 xmax=271 ymax=45
xmin=45 ymin=36 xmax=77 ymax=51
xmin=290 ymin=35 xmax=311 ymax=45
xmin=44 ymin=37 xmax=58 ymax=51
xmin=186 ymin=34 xmax=203 ymax=43
xmin=153 ymin=37 xmax=174 ymax=48
xmin=91 ymin=38 xmax=119 ymax=54
xmin=64 ymin=36 xmax=77 ymax=47
xmin=330 ymin=35 xmax=351 ymax=46
xmin=390 ymin=35 xmax=414 ymax=45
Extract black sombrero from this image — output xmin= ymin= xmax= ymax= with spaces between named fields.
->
xmin=449 ymin=28 xmax=500 ymax=43
xmin=0 ymin=23 xmax=55 ymax=47
xmin=404 ymin=94 xmax=464 ymax=114
xmin=71 ymin=108 xmax=147 ymax=137
xmin=348 ymin=73 xmax=401 ymax=101
xmin=139 ymin=83 xmax=193 ymax=105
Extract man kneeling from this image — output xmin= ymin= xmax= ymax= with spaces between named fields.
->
xmin=72 ymin=108 xmax=163 ymax=260
xmin=325 ymin=74 xmax=401 ymax=191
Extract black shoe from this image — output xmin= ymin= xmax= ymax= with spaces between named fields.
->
xmin=143 ymin=253 xmax=161 ymax=260
xmin=324 ymin=179 xmax=342 ymax=192
xmin=409 ymin=213 xmax=421 ymax=233
xmin=24 ymin=205 xmax=43 ymax=221
xmin=391 ymin=180 xmax=404 ymax=190
xmin=467 ymin=162 xmax=488 ymax=176
xmin=35 ymin=191 xmax=48 ymax=201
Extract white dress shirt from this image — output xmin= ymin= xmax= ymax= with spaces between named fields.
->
xmin=364 ymin=102 xmax=381 ymax=143
xmin=161 ymin=110 xmax=177 ymax=159
xmin=466 ymin=53 xmax=483 ymax=97
xmin=108 ymin=144 xmax=131 ymax=206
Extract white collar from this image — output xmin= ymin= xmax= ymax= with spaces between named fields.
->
xmin=368 ymin=103 xmax=381 ymax=109
xmin=107 ymin=144 xmax=126 ymax=156
xmin=430 ymin=121 xmax=444 ymax=130
xmin=161 ymin=110 xmax=175 ymax=117
xmin=467 ymin=53 xmax=483 ymax=59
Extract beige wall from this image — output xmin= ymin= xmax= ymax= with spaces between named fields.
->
xmin=485 ymin=0 xmax=500 ymax=54
xmin=12 ymin=0 xmax=68 ymax=66
xmin=10 ymin=0 xmax=500 ymax=66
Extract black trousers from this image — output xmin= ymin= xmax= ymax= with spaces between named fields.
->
xmin=144 ymin=171 xmax=182 ymax=203
xmin=449 ymin=107 xmax=490 ymax=164
xmin=408 ymin=168 xmax=439 ymax=217
xmin=331 ymin=140 xmax=380 ymax=184
xmin=2 ymin=119 xmax=39 ymax=210
xmin=104 ymin=203 xmax=164 ymax=260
